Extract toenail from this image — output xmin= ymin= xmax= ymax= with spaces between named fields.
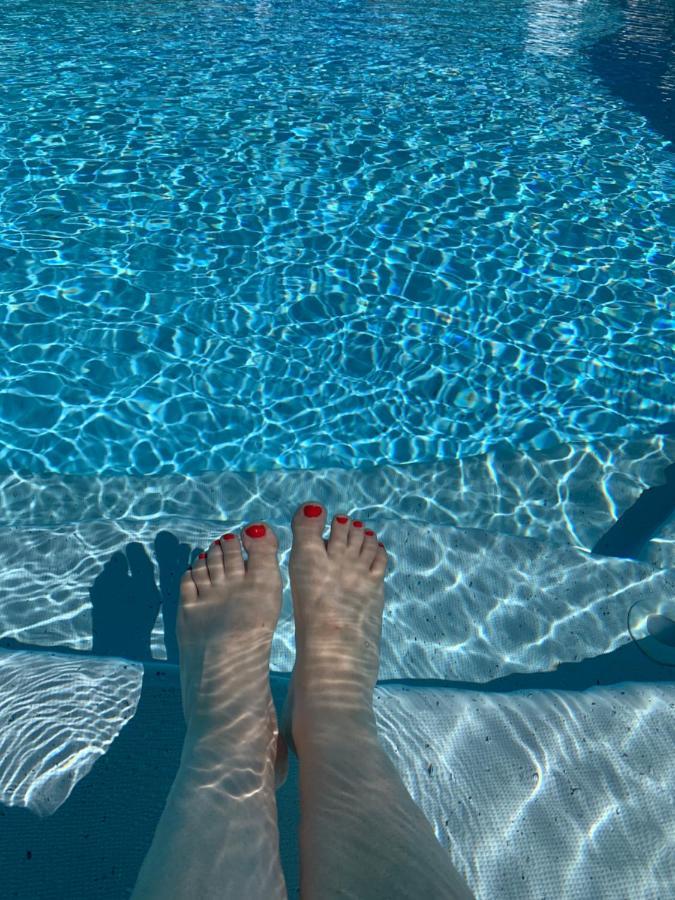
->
xmin=198 ymin=553 xmax=207 ymax=559
xmin=336 ymin=515 xmax=349 ymax=524
xmin=365 ymin=529 xmax=375 ymax=536
xmin=245 ymin=524 xmax=266 ymax=538
xmin=353 ymin=520 xmax=363 ymax=528
xmin=303 ymin=504 xmax=322 ymax=517
xmin=221 ymin=533 xmax=236 ymax=541
xmin=378 ymin=542 xmax=385 ymax=548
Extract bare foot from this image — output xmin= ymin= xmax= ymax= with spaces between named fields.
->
xmin=178 ymin=523 xmax=288 ymax=785
xmin=279 ymin=502 xmax=388 ymax=757
xmin=132 ymin=524 xmax=288 ymax=900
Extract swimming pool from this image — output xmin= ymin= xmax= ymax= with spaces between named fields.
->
xmin=1 ymin=0 xmax=674 ymax=898
xmin=1 ymin=0 xmax=672 ymax=476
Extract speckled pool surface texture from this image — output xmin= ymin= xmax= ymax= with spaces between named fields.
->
xmin=1 ymin=0 xmax=674 ymax=898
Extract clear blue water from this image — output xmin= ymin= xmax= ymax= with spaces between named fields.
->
xmin=0 ymin=0 xmax=673 ymax=476
xmin=1 ymin=5 xmax=675 ymax=898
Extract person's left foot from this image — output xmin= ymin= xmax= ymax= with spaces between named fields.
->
xmin=178 ymin=523 xmax=288 ymax=787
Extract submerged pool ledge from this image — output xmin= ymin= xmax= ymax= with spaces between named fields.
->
xmin=1 ymin=642 xmax=675 ymax=900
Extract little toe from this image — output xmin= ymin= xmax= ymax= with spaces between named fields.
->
xmin=219 ymin=532 xmax=245 ymax=577
xmin=291 ymin=502 xmax=327 ymax=548
xmin=371 ymin=542 xmax=388 ymax=577
xmin=191 ymin=552 xmax=211 ymax=588
xmin=179 ymin=567 xmax=198 ymax=606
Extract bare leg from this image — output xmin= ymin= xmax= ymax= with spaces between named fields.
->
xmin=281 ymin=503 xmax=475 ymax=900
xmin=131 ymin=524 xmax=287 ymax=900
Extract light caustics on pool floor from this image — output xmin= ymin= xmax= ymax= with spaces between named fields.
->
xmin=0 ymin=0 xmax=673 ymax=476
xmin=2 ymin=653 xmax=675 ymax=899
xmin=1 ymin=435 xmax=673 ymax=673
xmin=2 ymin=440 xmax=672 ymax=896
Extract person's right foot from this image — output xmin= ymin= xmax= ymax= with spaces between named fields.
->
xmin=278 ymin=502 xmax=388 ymax=767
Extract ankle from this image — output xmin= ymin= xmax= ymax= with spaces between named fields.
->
xmin=292 ymin=648 xmax=377 ymax=701
xmin=294 ymin=626 xmax=381 ymax=686
xmin=290 ymin=678 xmax=377 ymax=752
xmin=293 ymin=707 xmax=378 ymax=757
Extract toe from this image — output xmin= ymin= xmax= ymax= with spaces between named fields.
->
xmin=206 ymin=539 xmax=225 ymax=583
xmin=191 ymin=551 xmax=211 ymax=589
xmin=291 ymin=502 xmax=327 ymax=548
xmin=241 ymin=522 xmax=279 ymax=574
xmin=360 ymin=527 xmax=378 ymax=566
xmin=371 ymin=541 xmax=388 ymax=577
xmin=327 ymin=512 xmax=350 ymax=557
xmin=177 ymin=567 xmax=199 ymax=638
xmin=218 ymin=532 xmax=245 ymax=577
xmin=179 ymin=566 xmax=198 ymax=608
xmin=347 ymin=518 xmax=366 ymax=552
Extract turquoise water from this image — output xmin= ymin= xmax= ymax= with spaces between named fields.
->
xmin=1 ymin=4 xmax=675 ymax=898
xmin=0 ymin=0 xmax=673 ymax=476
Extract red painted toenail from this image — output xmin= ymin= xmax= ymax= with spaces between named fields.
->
xmin=353 ymin=520 xmax=363 ymax=528
xmin=303 ymin=504 xmax=322 ymax=517
xmin=245 ymin=524 xmax=266 ymax=538
xmin=198 ymin=553 xmax=207 ymax=559
xmin=365 ymin=529 xmax=375 ymax=536
xmin=336 ymin=515 xmax=349 ymax=524
xmin=378 ymin=542 xmax=385 ymax=548
xmin=221 ymin=533 xmax=236 ymax=541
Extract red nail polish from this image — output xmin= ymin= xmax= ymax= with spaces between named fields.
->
xmin=245 ymin=524 xmax=266 ymax=538
xmin=353 ymin=520 xmax=363 ymax=528
xmin=221 ymin=533 xmax=236 ymax=541
xmin=336 ymin=515 xmax=349 ymax=524
xmin=198 ymin=552 xmax=207 ymax=559
xmin=304 ymin=504 xmax=322 ymax=517
xmin=378 ymin=542 xmax=385 ymax=548
xmin=365 ymin=529 xmax=375 ymax=536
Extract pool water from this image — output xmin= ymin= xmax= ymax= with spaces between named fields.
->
xmin=1 ymin=2 xmax=675 ymax=899
xmin=0 ymin=0 xmax=673 ymax=476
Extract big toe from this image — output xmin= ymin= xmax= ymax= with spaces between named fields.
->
xmin=291 ymin=502 xmax=327 ymax=547
xmin=241 ymin=522 xmax=279 ymax=574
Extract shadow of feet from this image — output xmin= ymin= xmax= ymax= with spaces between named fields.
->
xmin=91 ymin=531 xmax=193 ymax=663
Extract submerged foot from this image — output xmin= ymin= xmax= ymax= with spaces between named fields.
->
xmin=177 ymin=523 xmax=288 ymax=786
xmin=280 ymin=502 xmax=388 ymax=759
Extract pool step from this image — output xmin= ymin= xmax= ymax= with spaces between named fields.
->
xmin=1 ymin=434 xmax=672 ymax=567
xmin=1 ymin=515 xmax=672 ymax=677
xmin=3 ymin=652 xmax=675 ymax=900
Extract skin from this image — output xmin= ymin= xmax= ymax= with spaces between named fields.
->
xmin=131 ymin=502 xmax=475 ymax=900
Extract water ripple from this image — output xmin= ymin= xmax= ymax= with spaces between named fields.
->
xmin=0 ymin=0 xmax=672 ymax=474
